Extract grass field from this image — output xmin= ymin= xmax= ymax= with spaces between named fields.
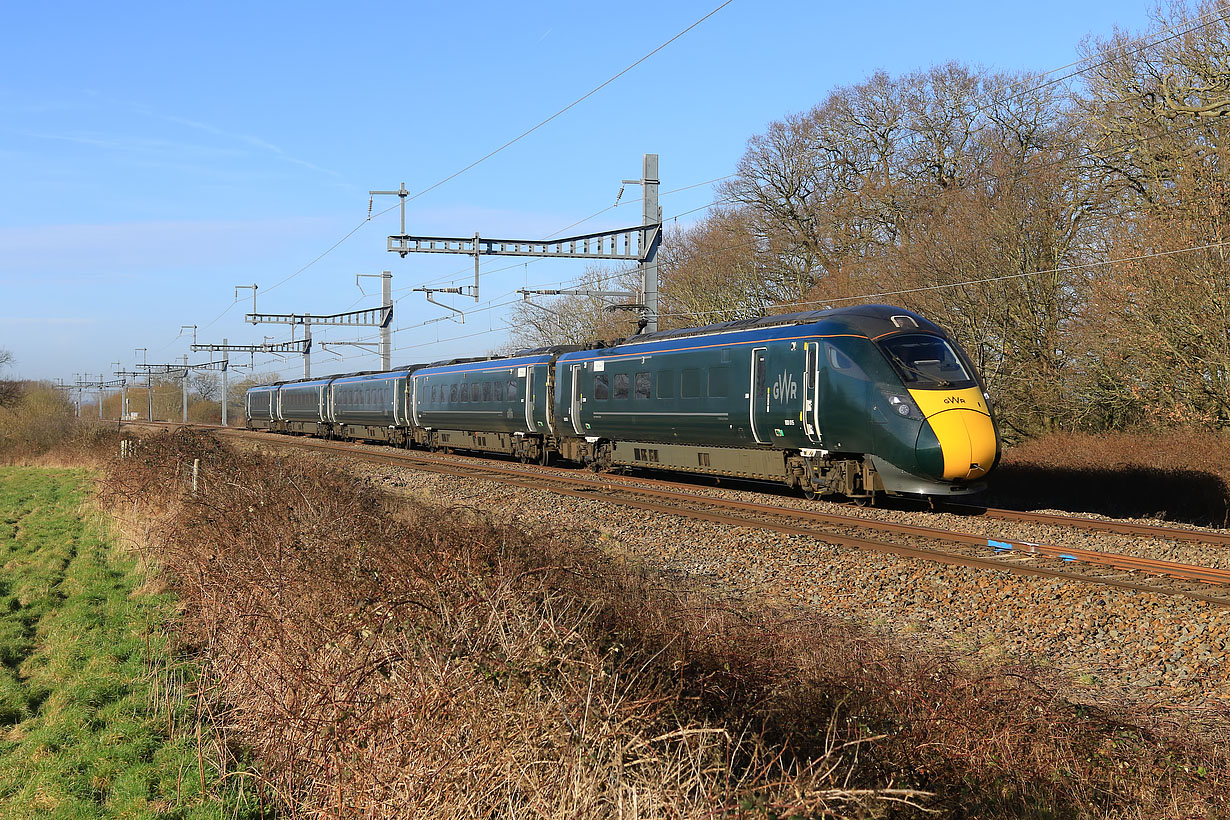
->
xmin=0 ymin=467 xmax=263 ymax=819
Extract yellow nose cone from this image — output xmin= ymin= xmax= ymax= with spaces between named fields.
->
xmin=928 ymin=408 xmax=997 ymax=480
xmin=909 ymin=388 xmax=998 ymax=481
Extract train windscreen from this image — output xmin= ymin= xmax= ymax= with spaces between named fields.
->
xmin=877 ymin=334 xmax=976 ymax=390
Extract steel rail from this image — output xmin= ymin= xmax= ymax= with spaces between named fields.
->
xmin=939 ymin=502 xmax=1230 ymax=547
xmin=146 ymin=423 xmax=1230 ymax=607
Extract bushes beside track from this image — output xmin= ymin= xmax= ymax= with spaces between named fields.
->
xmin=991 ymin=431 xmax=1230 ymax=527
xmin=0 ymin=382 xmax=123 ymax=465
xmin=95 ymin=430 xmax=1227 ymax=818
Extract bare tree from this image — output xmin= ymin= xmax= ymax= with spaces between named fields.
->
xmin=0 ymin=349 xmax=19 ymax=409
xmin=506 ymin=265 xmax=644 ymax=350
xmin=189 ymin=371 xmax=220 ymax=402
xmin=1076 ymin=1 xmax=1230 ymax=429
xmin=658 ymin=208 xmax=776 ymax=325
xmin=227 ymin=371 xmax=282 ymax=413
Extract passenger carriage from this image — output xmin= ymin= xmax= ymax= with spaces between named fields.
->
xmin=329 ymin=369 xmax=415 ymax=445
xmin=408 ymin=353 xmax=558 ymax=463
xmin=552 ymin=306 xmax=998 ymax=498
xmin=245 ymin=384 xmax=278 ymax=430
xmin=276 ymin=377 xmax=332 ymax=436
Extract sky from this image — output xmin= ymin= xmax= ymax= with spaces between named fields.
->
xmin=1 ymin=0 xmax=1159 ymax=386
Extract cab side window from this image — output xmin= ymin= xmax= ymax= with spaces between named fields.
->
xmin=825 ymin=342 xmax=869 ymax=380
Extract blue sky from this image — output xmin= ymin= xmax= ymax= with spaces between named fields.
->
xmin=1 ymin=0 xmax=1156 ymax=384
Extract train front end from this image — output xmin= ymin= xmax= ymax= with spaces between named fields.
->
xmin=870 ymin=330 xmax=1000 ymax=495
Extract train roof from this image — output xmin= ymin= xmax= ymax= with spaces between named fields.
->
xmin=414 ymin=350 xmax=556 ymax=375
xmin=612 ymin=304 xmax=943 ymax=347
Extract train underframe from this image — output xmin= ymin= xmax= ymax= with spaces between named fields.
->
xmin=249 ymin=420 xmax=981 ymax=499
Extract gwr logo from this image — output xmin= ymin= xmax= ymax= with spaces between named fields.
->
xmin=943 ymin=396 xmax=967 ymax=405
xmin=772 ymin=371 xmax=798 ymax=403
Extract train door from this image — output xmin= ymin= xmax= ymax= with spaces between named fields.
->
xmin=569 ymin=364 xmax=584 ymax=436
xmin=531 ymin=364 xmax=552 ymax=434
xmin=802 ymin=341 xmax=821 ymax=442
xmin=750 ymin=347 xmax=769 ymax=444
xmin=410 ymin=376 xmax=421 ymax=428
xmin=521 ymin=366 xmax=534 ymax=431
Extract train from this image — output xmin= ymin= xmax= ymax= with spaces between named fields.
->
xmin=246 ymin=304 xmax=1000 ymax=500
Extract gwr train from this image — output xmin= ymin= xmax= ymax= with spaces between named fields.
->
xmin=246 ymin=305 xmax=1000 ymax=499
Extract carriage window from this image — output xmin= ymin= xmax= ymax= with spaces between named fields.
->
xmin=483 ymin=382 xmax=492 ymax=402
xmin=459 ymin=383 xmax=468 ymax=402
xmin=681 ymin=368 xmax=700 ymax=399
xmin=634 ymin=372 xmax=651 ymax=400
xmin=708 ymin=367 xmax=728 ymax=398
xmin=494 ymin=381 xmax=504 ymax=401
xmin=449 ymin=384 xmax=458 ymax=403
xmin=430 ymin=385 xmax=437 ymax=403
xmin=657 ymin=370 xmax=674 ymax=399
xmin=594 ymin=373 xmax=609 ymax=400
xmin=613 ymin=373 xmax=629 ymax=400
xmin=507 ymin=380 xmax=519 ymax=401
xmin=472 ymin=383 xmax=482 ymax=402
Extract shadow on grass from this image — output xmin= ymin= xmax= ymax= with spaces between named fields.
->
xmin=980 ymin=464 xmax=1230 ymax=528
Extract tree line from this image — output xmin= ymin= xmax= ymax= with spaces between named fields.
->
xmin=512 ymin=2 xmax=1230 ymax=440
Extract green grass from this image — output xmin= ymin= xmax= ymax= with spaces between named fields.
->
xmin=0 ymin=467 xmax=265 ymax=819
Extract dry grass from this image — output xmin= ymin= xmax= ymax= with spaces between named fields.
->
xmin=96 ymin=430 xmax=1227 ymax=818
xmin=0 ymin=382 xmax=128 ymax=469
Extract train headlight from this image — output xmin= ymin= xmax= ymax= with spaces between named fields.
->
xmin=887 ymin=394 xmax=918 ymax=419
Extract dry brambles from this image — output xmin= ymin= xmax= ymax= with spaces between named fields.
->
xmin=97 ymin=430 xmax=1226 ymax=818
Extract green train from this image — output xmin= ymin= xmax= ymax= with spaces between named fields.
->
xmin=247 ymin=305 xmax=1000 ymax=500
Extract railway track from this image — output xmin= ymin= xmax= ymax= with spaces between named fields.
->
xmin=124 ymin=421 xmax=1230 ymax=608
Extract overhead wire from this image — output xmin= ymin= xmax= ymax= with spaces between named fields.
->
xmin=984 ymin=3 xmax=1230 ymax=112
xmin=394 ymin=9 xmax=1230 ymax=327
xmin=391 ymin=1 xmax=734 ymax=208
xmin=656 ymin=238 xmax=1230 ymax=321
xmin=224 ymin=5 xmax=1230 ymax=371
xmin=188 ymin=2 xmax=736 ymax=371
